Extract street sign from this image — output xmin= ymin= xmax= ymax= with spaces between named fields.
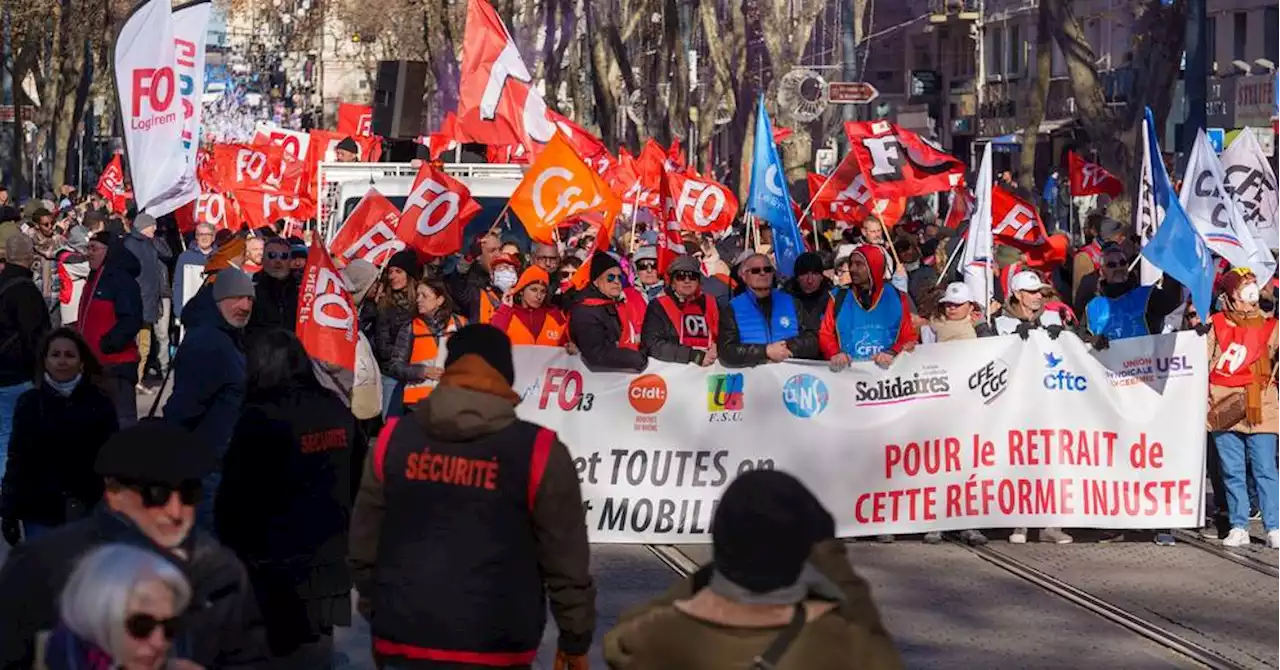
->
xmin=1207 ymin=127 xmax=1225 ymax=153
xmin=827 ymin=82 xmax=880 ymax=105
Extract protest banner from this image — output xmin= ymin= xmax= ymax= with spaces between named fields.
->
xmin=512 ymin=330 xmax=1208 ymax=543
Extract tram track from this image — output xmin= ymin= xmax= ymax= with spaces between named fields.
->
xmin=952 ymin=540 xmax=1257 ymax=670
xmin=1169 ymin=530 xmax=1279 ymax=579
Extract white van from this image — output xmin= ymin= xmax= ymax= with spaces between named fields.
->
xmin=316 ymin=161 xmax=529 ymax=250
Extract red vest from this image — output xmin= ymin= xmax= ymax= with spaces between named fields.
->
xmin=655 ymin=293 xmax=720 ymax=350
xmin=580 ymin=290 xmax=645 ymax=351
xmin=56 ymin=250 xmax=74 ymax=305
xmin=77 ymin=270 xmax=140 ymax=366
xmin=1081 ymin=241 xmax=1102 ymax=272
xmin=1210 ymin=312 xmax=1277 ymax=388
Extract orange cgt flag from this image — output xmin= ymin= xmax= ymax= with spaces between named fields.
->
xmin=509 ymin=132 xmax=621 ymax=246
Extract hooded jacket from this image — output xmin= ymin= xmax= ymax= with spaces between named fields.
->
xmin=121 ymin=229 xmax=166 ymax=323
xmin=164 ymin=292 xmax=247 ymax=456
xmin=819 ymin=245 xmax=917 ymax=360
xmin=76 ymin=240 xmax=143 ymax=368
xmin=348 ymin=355 xmax=596 ymax=666
xmin=602 ymin=539 xmax=902 ymax=670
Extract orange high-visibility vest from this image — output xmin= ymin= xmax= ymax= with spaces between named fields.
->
xmin=505 ymin=310 xmax=567 ymax=346
xmin=402 ymin=315 xmax=467 ymax=406
xmin=478 ymin=288 xmax=501 ymax=324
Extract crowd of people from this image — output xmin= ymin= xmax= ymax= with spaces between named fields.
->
xmin=0 ymin=159 xmax=1272 ymax=668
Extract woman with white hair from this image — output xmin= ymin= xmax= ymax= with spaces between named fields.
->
xmin=39 ymin=544 xmax=199 ymax=670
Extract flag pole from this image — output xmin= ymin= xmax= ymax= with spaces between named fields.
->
xmin=936 ymin=235 xmax=966 ymax=285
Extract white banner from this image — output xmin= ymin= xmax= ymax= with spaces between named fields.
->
xmin=1221 ymin=128 xmax=1279 ymax=252
xmin=1180 ymin=129 xmax=1278 ymax=280
xmin=513 ymin=331 xmax=1208 ymax=543
xmin=113 ymin=0 xmax=185 ymax=215
xmin=962 ymin=143 xmax=993 ymax=315
xmin=145 ymin=0 xmax=212 ymax=216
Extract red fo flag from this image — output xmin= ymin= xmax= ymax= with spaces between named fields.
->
xmin=192 ymin=192 xmax=242 ymax=232
xmin=655 ymin=171 xmax=687 ymax=275
xmin=1067 ymin=151 xmax=1124 ymax=198
xmin=328 ymin=189 xmax=406 ymax=266
xmin=235 ymin=189 xmax=316 ymax=231
xmin=843 ymin=121 xmax=965 ymax=200
xmin=943 ymin=185 xmax=975 ymax=230
xmin=297 ymin=240 xmax=358 ymax=371
xmin=992 ymin=185 xmax=1050 ymax=250
xmin=397 ymin=162 xmax=483 ymax=258
xmin=667 ymin=171 xmax=738 ymax=234
xmin=457 ymin=0 xmax=555 ymax=154
xmin=97 ymin=155 xmax=128 ymax=214
xmin=337 ymin=102 xmax=374 ymax=137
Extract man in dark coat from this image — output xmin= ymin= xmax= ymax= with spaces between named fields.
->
xmin=568 ymin=253 xmax=648 ymax=373
xmin=350 ymin=325 xmax=595 ymax=670
xmin=452 ymin=232 xmax=502 ymax=323
xmin=122 ymin=214 xmax=169 ymax=388
xmin=785 ymin=251 xmax=833 ymax=361
xmin=246 ymin=237 xmax=299 ymax=340
xmin=0 ymin=421 xmax=269 ymax=668
xmin=165 ymin=268 xmax=254 ymax=531
xmin=0 ymin=234 xmax=51 ymax=471
xmin=641 ymin=255 xmax=719 ymax=366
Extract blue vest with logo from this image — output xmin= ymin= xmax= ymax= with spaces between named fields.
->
xmin=834 ymin=286 xmax=904 ymax=360
xmin=731 ymin=289 xmax=800 ymax=345
xmin=1085 ymin=285 xmax=1152 ymax=340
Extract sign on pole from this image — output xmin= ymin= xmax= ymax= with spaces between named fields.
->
xmin=827 ymin=82 xmax=880 ymax=105
xmin=1207 ymin=128 xmax=1225 ymax=153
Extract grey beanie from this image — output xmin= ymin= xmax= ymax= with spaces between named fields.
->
xmin=133 ymin=213 xmax=157 ymax=232
xmin=631 ymin=246 xmax=657 ymax=263
xmin=343 ymin=259 xmax=378 ymax=304
xmin=66 ymin=225 xmax=90 ymax=252
xmin=213 ymin=267 xmax=256 ymax=301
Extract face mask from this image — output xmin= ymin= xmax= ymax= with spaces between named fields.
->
xmin=1238 ymin=282 xmax=1261 ymax=305
xmin=494 ymin=269 xmax=518 ymax=292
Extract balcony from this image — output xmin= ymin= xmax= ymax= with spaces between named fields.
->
xmin=930 ymin=0 xmax=981 ymax=22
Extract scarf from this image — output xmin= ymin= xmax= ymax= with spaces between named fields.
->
xmin=44 ymin=373 xmax=81 ymax=397
xmin=389 ymin=288 xmax=415 ymax=314
xmin=1230 ymin=311 xmax=1272 ymax=425
xmin=929 ymin=317 xmax=977 ymax=342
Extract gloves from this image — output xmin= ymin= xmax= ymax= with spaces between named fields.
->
xmin=2 ymin=518 xmax=21 ymax=546
xmin=1045 ymin=324 xmax=1065 ymax=340
xmin=1195 ymin=323 xmax=1212 ymax=336
xmin=554 ymin=651 xmax=589 ymax=670
xmin=1014 ymin=321 xmax=1034 ymax=341
xmin=1092 ymin=335 xmax=1110 ymax=351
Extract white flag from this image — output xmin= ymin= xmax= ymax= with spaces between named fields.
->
xmin=145 ymin=0 xmax=212 ymax=216
xmin=114 ymin=0 xmax=186 ymax=215
xmin=962 ymin=144 xmax=994 ymax=316
xmin=1220 ymin=128 xmax=1279 ymax=252
xmin=1133 ymin=114 xmax=1162 ymax=285
xmin=1179 ymin=129 xmax=1277 ymax=281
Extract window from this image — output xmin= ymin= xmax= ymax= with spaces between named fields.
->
xmin=990 ymin=26 xmax=1005 ymax=75
xmin=1234 ymin=11 xmax=1247 ymax=62
xmin=1008 ymin=24 xmax=1022 ymax=74
xmin=1206 ymin=16 xmax=1217 ymax=73
xmin=1266 ymin=9 xmax=1277 ymax=65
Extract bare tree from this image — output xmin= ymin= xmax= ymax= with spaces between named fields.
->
xmin=1018 ymin=5 xmax=1053 ymax=192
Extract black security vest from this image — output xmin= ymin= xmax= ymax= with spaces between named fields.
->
xmin=371 ymin=416 xmax=553 ymax=664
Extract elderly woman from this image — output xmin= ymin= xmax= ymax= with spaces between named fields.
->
xmin=40 ymin=544 xmax=197 ymax=670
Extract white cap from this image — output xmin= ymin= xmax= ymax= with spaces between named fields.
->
xmin=1009 ymin=270 xmax=1047 ymax=294
xmin=940 ymin=282 xmax=976 ymax=305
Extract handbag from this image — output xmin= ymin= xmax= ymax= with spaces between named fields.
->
xmin=1208 ymin=390 xmax=1247 ymax=431
xmin=750 ymin=603 xmax=807 ymax=670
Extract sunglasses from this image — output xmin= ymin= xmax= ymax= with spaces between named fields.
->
xmin=558 ymin=272 xmax=574 ymax=281
xmin=126 ymin=613 xmax=182 ymax=641
xmin=602 ymin=273 xmax=622 ymax=283
xmin=1103 ymin=261 xmax=1127 ymax=269
xmin=744 ymin=266 xmax=775 ymax=276
xmin=119 ymin=479 xmax=202 ymax=508
xmin=672 ymin=271 xmax=700 ymax=282
xmin=636 ymin=261 xmax=657 ymax=271
xmin=265 ymin=251 xmax=290 ymax=260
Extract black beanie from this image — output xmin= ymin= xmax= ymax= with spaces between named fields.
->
xmin=588 ymin=252 xmax=620 ymax=281
xmin=712 ymin=470 xmax=835 ymax=594
xmin=387 ymin=249 xmax=421 ymax=281
xmin=444 ymin=324 xmax=516 ymax=385
xmin=794 ymin=251 xmax=826 ymax=275
xmin=336 ymin=137 xmax=360 ymax=154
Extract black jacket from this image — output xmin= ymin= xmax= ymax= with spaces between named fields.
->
xmin=122 ymin=230 xmax=166 ymax=324
xmin=246 ymin=272 xmax=299 ymax=339
xmin=786 ymin=280 xmax=832 ymax=362
xmin=373 ymin=297 xmax=416 ymax=370
xmin=83 ymin=241 xmax=144 ymax=361
xmin=216 ymin=384 xmax=354 ymax=656
xmin=0 ymin=265 xmax=50 ymax=386
xmin=0 ymin=507 xmax=269 ymax=669
xmin=0 ymin=382 xmax=117 ymax=526
xmin=568 ymin=287 xmax=648 ymax=373
xmin=718 ymin=292 xmax=820 ymax=367
xmin=452 ymin=262 xmax=493 ymax=323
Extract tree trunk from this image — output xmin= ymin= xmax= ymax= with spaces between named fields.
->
xmin=1018 ymin=6 xmax=1052 ymax=192
xmin=758 ymin=0 xmax=825 ymax=187
xmin=585 ymin=0 xmax=620 ymax=147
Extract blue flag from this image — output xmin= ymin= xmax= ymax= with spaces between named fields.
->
xmin=1139 ymin=107 xmax=1215 ymax=319
xmin=745 ymin=97 xmax=803 ymax=276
